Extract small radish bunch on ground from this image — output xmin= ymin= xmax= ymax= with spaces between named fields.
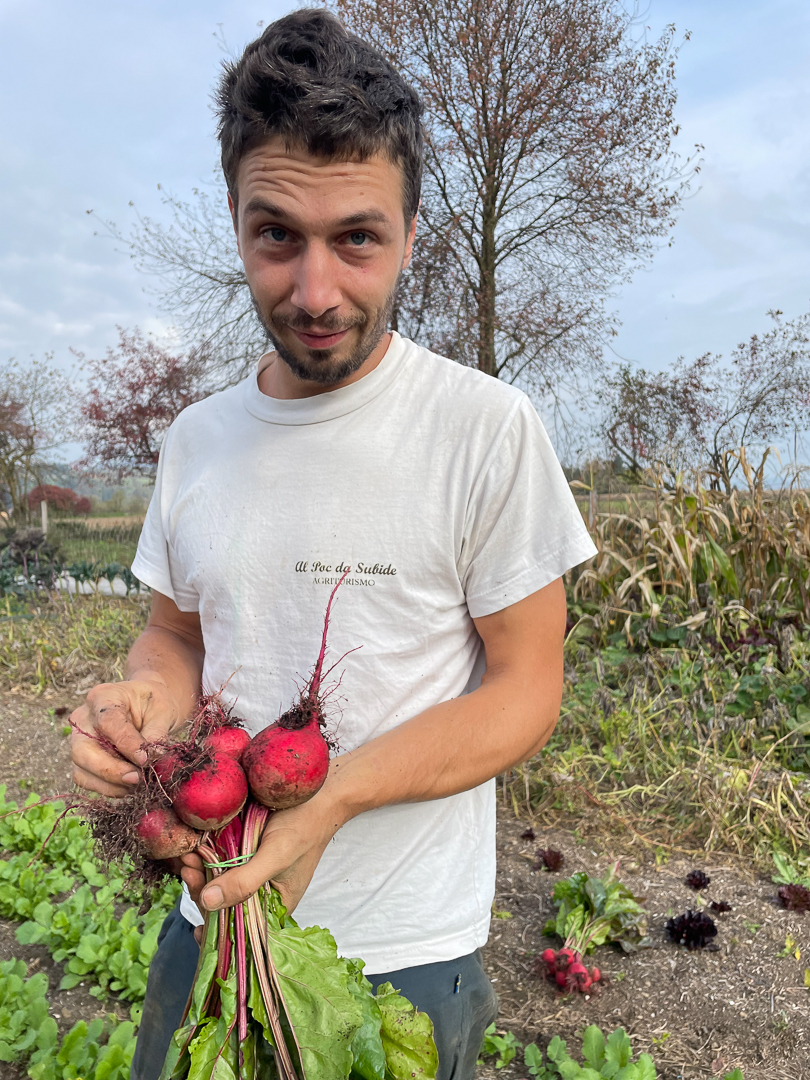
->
xmin=537 ymin=947 xmax=602 ymax=993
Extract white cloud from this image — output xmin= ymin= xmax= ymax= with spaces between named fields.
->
xmin=0 ymin=0 xmax=289 ymax=370
xmin=609 ymin=0 xmax=810 ymax=368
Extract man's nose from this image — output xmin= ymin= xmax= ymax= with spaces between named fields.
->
xmin=290 ymin=243 xmax=343 ymax=317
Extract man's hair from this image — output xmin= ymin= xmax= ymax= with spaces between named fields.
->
xmin=216 ymin=9 xmax=423 ymax=221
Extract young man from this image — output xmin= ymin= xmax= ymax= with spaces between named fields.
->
xmin=71 ymin=10 xmax=596 ymax=1079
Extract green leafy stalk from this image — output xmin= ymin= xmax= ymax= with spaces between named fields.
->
xmin=160 ymin=801 xmax=438 ymax=1080
xmin=543 ymin=863 xmax=651 ymax=956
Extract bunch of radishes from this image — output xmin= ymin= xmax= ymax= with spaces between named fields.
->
xmin=136 ymin=690 xmax=330 ymax=862
xmin=125 ymin=580 xmax=344 ymax=870
xmin=538 ymin=947 xmax=602 ymax=994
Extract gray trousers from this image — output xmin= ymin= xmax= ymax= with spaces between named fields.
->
xmin=131 ymin=901 xmax=498 ymax=1080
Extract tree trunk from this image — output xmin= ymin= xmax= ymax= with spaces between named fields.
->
xmin=476 ymin=197 xmax=498 ymax=377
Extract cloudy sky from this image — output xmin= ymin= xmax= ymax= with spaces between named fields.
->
xmin=1 ymin=0 xmax=808 ymax=388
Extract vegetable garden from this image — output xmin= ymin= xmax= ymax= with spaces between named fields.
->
xmin=1 ymin=474 xmax=809 ymax=1079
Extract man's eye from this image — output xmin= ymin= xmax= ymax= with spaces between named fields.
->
xmin=266 ymin=227 xmax=288 ymax=242
xmin=348 ymin=232 xmax=368 ymax=246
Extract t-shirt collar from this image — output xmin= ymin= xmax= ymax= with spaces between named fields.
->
xmin=243 ymin=331 xmax=408 ymax=426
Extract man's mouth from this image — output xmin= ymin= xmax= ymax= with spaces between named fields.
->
xmin=290 ymin=327 xmax=351 ymax=350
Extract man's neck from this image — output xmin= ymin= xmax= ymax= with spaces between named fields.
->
xmin=257 ymin=333 xmax=392 ymax=400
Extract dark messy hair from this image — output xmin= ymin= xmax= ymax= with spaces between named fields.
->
xmin=216 ymin=8 xmax=423 ymax=222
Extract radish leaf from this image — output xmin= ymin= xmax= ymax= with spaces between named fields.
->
xmin=264 ymin=915 xmax=363 ymax=1080
xmin=346 ymin=960 xmax=386 ymax=1080
xmin=375 ymin=981 xmax=438 ymax=1079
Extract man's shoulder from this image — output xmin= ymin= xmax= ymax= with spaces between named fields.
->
xmin=165 ymin=380 xmax=246 ymax=444
xmin=400 ymin=338 xmax=528 ymax=419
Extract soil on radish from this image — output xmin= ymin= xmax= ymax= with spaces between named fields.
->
xmin=240 ymin=578 xmax=345 ymax=809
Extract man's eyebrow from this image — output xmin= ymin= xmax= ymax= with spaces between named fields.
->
xmin=334 ymin=209 xmax=392 ymax=228
xmin=241 ymin=198 xmax=393 ymax=229
xmin=242 ymin=198 xmax=289 ymax=220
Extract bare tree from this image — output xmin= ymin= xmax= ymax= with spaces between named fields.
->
xmin=706 ymin=310 xmax=810 ymax=488
xmin=337 ymin=0 xmax=699 ymax=394
xmin=600 ymin=355 xmax=718 ymax=481
xmin=601 ymin=310 xmax=810 ymax=490
xmin=0 ymin=357 xmax=76 ymax=519
xmin=98 ymin=185 xmax=263 ymax=385
xmin=102 ymin=2 xmax=697 ymax=401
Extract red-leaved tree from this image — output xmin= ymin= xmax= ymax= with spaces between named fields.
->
xmin=77 ymin=328 xmax=209 ymax=477
xmin=27 ymin=484 xmax=85 ymax=513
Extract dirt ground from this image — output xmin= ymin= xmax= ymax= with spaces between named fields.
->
xmin=1 ymin=694 xmax=808 ymax=1080
xmin=480 ymin=813 xmax=809 ymax=1080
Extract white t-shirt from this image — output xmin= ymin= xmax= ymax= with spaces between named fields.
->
xmin=132 ymin=332 xmax=596 ymax=972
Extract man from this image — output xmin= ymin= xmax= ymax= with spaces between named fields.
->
xmin=71 ymin=10 xmax=596 ymax=1079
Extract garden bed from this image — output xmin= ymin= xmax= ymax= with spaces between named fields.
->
xmin=0 ymin=695 xmax=807 ymax=1079
xmin=479 ymin=813 xmax=808 ymax=1080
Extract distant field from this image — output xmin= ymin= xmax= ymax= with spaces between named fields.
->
xmin=49 ymin=518 xmax=144 ymax=567
xmin=59 ymin=515 xmax=146 ymax=529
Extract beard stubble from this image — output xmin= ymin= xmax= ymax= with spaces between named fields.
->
xmin=251 ymin=283 xmax=398 ymax=387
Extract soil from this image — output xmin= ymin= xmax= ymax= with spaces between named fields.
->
xmin=480 ymin=812 xmax=809 ymax=1080
xmin=0 ymin=693 xmax=808 ymax=1080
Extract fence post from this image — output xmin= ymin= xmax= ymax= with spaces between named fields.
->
xmin=40 ymin=500 xmax=48 ymax=536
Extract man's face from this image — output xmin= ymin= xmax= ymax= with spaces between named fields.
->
xmin=230 ymin=138 xmax=416 ymax=387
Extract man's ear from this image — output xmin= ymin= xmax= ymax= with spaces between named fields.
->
xmin=227 ymin=191 xmax=242 ymax=257
xmin=402 ymin=212 xmax=417 ymax=270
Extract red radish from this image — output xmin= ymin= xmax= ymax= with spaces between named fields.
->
xmin=243 ymin=577 xmax=348 ymax=810
xmin=541 ymin=948 xmax=557 ymax=966
xmin=136 ymin=806 xmax=201 ymax=860
xmin=591 ymin=967 xmax=601 ymax=983
xmin=557 ymin=947 xmax=575 ymax=964
xmin=243 ymin=719 xmax=329 ymax=809
xmin=204 ymin=727 xmax=251 ymax=760
xmin=554 ymin=970 xmax=568 ymax=988
xmin=153 ymin=751 xmax=180 ymax=787
xmin=568 ymin=962 xmax=590 ymax=987
xmin=172 ymin=753 xmax=248 ymax=831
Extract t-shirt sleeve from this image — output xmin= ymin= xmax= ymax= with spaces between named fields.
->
xmin=131 ymin=431 xmax=201 ymax=612
xmin=459 ymin=397 xmax=597 ymax=618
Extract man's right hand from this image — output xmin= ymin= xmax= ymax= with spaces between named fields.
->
xmin=71 ymin=678 xmax=183 ymax=798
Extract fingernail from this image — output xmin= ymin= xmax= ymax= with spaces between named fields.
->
xmin=133 ymin=748 xmax=148 ymax=765
xmin=202 ymin=886 xmax=224 ymax=911
xmin=122 ymin=771 xmax=140 ymax=784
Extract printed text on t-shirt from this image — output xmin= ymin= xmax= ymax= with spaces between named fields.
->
xmin=295 ymin=560 xmax=397 ymax=575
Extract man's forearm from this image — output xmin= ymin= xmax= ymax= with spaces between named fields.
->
xmin=324 ymin=582 xmax=566 ymax=826
xmin=125 ymin=624 xmax=204 ymax=727
xmin=325 ymin=667 xmax=561 ymax=828
xmin=189 ymin=667 xmax=562 ymax=915
xmin=188 ymin=579 xmax=566 ymax=914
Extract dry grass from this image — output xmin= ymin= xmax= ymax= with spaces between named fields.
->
xmin=0 ymin=592 xmax=149 ymax=694
xmin=518 ymin=457 xmax=810 ymax=876
xmin=573 ymin=451 xmax=810 ymax=620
